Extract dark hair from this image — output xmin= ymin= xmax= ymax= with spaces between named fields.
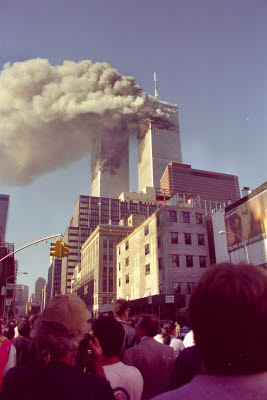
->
xmin=162 ymin=321 xmax=175 ymax=345
xmin=189 ymin=262 xmax=267 ymax=375
xmin=2 ymin=325 xmax=15 ymax=340
xmin=139 ymin=314 xmax=159 ymax=337
xmin=112 ymin=299 xmax=128 ymax=318
xmin=126 ymin=318 xmax=135 ymax=328
xmin=93 ymin=315 xmax=125 ymax=357
xmin=28 ymin=313 xmax=39 ymax=327
xmin=18 ymin=319 xmax=31 ymax=337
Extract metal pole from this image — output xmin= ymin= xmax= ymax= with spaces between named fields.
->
xmin=0 ymin=234 xmax=62 ymax=263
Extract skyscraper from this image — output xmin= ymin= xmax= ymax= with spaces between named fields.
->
xmin=138 ymin=101 xmax=182 ymax=191
xmin=90 ymin=99 xmax=182 ymax=197
xmin=34 ymin=277 xmax=46 ymax=305
xmin=160 ymin=162 xmax=240 ymax=211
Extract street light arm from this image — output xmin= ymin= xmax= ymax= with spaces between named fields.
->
xmin=0 ymin=233 xmax=62 ymax=263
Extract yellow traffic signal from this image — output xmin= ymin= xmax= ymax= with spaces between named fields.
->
xmin=50 ymin=241 xmax=61 ymax=258
xmin=61 ymin=241 xmax=69 ymax=258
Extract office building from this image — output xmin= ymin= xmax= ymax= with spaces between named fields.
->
xmin=15 ymin=284 xmax=29 ymax=305
xmin=91 ymin=99 xmax=182 ymax=197
xmin=161 ymin=162 xmax=240 ymax=213
xmin=60 ymin=189 xmax=162 ymax=294
xmin=34 ymin=277 xmax=46 ymax=305
xmin=0 ymin=194 xmax=9 ymax=243
xmin=138 ymin=101 xmax=182 ymax=191
xmin=91 ymin=136 xmax=130 ymax=198
xmin=0 ymin=242 xmax=15 ymax=315
xmin=77 ymin=215 xmax=145 ymax=314
xmin=117 ymin=202 xmax=210 ymax=315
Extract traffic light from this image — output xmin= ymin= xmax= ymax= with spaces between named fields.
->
xmin=50 ymin=241 xmax=61 ymax=258
xmin=61 ymin=241 xmax=69 ymax=258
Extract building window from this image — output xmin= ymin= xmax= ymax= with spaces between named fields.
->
xmin=118 ymin=247 xmax=120 ymax=255
xmin=183 ymin=212 xmax=190 ymax=223
xmin=145 ymin=244 xmax=150 ymax=255
xmin=198 ymin=234 xmax=205 ymax=246
xmin=103 ymin=278 xmax=107 ymax=292
xmin=171 ymin=255 xmax=179 ymax=267
xmin=159 ymin=284 xmax=163 ymax=294
xmin=158 ymin=257 xmax=162 ymax=270
xmin=125 ymin=257 xmax=129 ymax=267
xmin=119 ymin=278 xmax=121 ymax=287
xmin=184 ymin=233 xmax=192 ymax=245
xmin=118 ymin=262 xmax=121 ymax=271
xmin=157 ymin=216 xmax=160 ymax=227
xmin=199 ymin=256 xmax=207 ymax=268
xmin=125 ymin=240 xmax=129 ymax=250
xmin=187 ymin=282 xmax=195 ymax=295
xmin=125 ymin=274 xmax=129 ymax=284
xmin=196 ymin=213 xmax=203 ymax=224
xmin=144 ymin=225 xmax=149 ymax=236
xmin=145 ymin=263 xmax=150 ymax=275
xmin=171 ymin=232 xmax=178 ymax=244
xmin=173 ymin=282 xmax=182 ymax=294
xmin=186 ymin=255 xmax=193 ymax=267
xmin=169 ymin=210 xmax=177 ymax=222
xmin=158 ymin=236 xmax=161 ymax=248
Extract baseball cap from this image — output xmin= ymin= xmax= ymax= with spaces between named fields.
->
xmin=41 ymin=294 xmax=91 ymax=336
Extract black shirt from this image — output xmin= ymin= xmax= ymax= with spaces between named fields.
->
xmin=1 ymin=359 xmax=114 ymax=400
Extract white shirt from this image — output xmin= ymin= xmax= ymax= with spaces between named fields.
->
xmin=170 ymin=337 xmax=184 ymax=357
xmin=2 ymin=344 xmax=16 ymax=381
xmin=183 ymin=330 xmax=195 ymax=348
xmin=103 ymin=361 xmax=144 ymax=400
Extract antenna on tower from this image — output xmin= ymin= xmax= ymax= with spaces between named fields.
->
xmin=154 ymin=72 xmax=158 ymax=99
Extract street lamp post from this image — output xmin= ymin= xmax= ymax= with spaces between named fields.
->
xmin=3 ymin=272 xmax=28 ymax=322
xmin=219 ymin=230 xmax=250 ymax=264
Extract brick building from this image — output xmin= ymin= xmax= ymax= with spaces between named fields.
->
xmin=161 ymin=162 xmax=240 ymax=212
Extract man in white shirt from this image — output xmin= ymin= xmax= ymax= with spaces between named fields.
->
xmin=93 ymin=315 xmax=143 ymax=400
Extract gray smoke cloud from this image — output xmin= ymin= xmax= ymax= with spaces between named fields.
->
xmin=0 ymin=58 xmax=176 ymax=186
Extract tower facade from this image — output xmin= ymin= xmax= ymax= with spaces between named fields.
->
xmin=138 ymin=101 xmax=182 ymax=191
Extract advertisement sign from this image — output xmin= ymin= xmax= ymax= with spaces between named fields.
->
xmin=225 ymin=190 xmax=266 ymax=252
xmin=165 ymin=295 xmax=174 ymax=303
xmin=5 ymin=298 xmax=12 ymax=306
xmin=7 ymin=283 xmax=14 ymax=290
xmin=0 ymin=195 xmax=9 ymax=242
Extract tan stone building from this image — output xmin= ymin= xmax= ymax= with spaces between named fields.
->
xmin=117 ymin=204 xmax=210 ymax=306
xmin=79 ymin=215 xmax=145 ymax=315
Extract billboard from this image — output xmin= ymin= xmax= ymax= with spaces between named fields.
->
xmin=0 ymin=195 xmax=9 ymax=242
xmin=225 ymin=189 xmax=267 ymax=252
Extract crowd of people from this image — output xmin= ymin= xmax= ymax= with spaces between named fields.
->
xmin=0 ymin=261 xmax=267 ymax=399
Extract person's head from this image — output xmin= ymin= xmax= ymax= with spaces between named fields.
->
xmin=189 ymin=262 xmax=267 ymax=375
xmin=18 ymin=319 xmax=31 ymax=337
xmin=2 ymin=325 xmax=15 ymax=340
xmin=136 ymin=314 xmax=159 ymax=340
xmin=162 ymin=321 xmax=176 ymax=345
xmin=112 ymin=298 xmax=129 ymax=321
xmin=35 ymin=294 xmax=90 ymax=359
xmin=93 ymin=315 xmax=125 ymax=359
xmin=28 ymin=313 xmax=39 ymax=329
xmin=126 ymin=318 xmax=135 ymax=328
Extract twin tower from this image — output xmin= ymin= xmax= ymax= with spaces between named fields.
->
xmin=91 ymin=99 xmax=182 ymax=198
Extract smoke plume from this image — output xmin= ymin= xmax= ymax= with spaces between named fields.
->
xmin=0 ymin=58 xmax=176 ymax=186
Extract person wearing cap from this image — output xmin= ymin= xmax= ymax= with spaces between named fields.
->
xmin=1 ymin=294 xmax=114 ymax=400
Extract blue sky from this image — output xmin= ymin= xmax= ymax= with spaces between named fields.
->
xmin=1 ymin=0 xmax=266 ymax=296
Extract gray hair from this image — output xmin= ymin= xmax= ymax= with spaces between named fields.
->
xmin=34 ymin=317 xmax=87 ymax=359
